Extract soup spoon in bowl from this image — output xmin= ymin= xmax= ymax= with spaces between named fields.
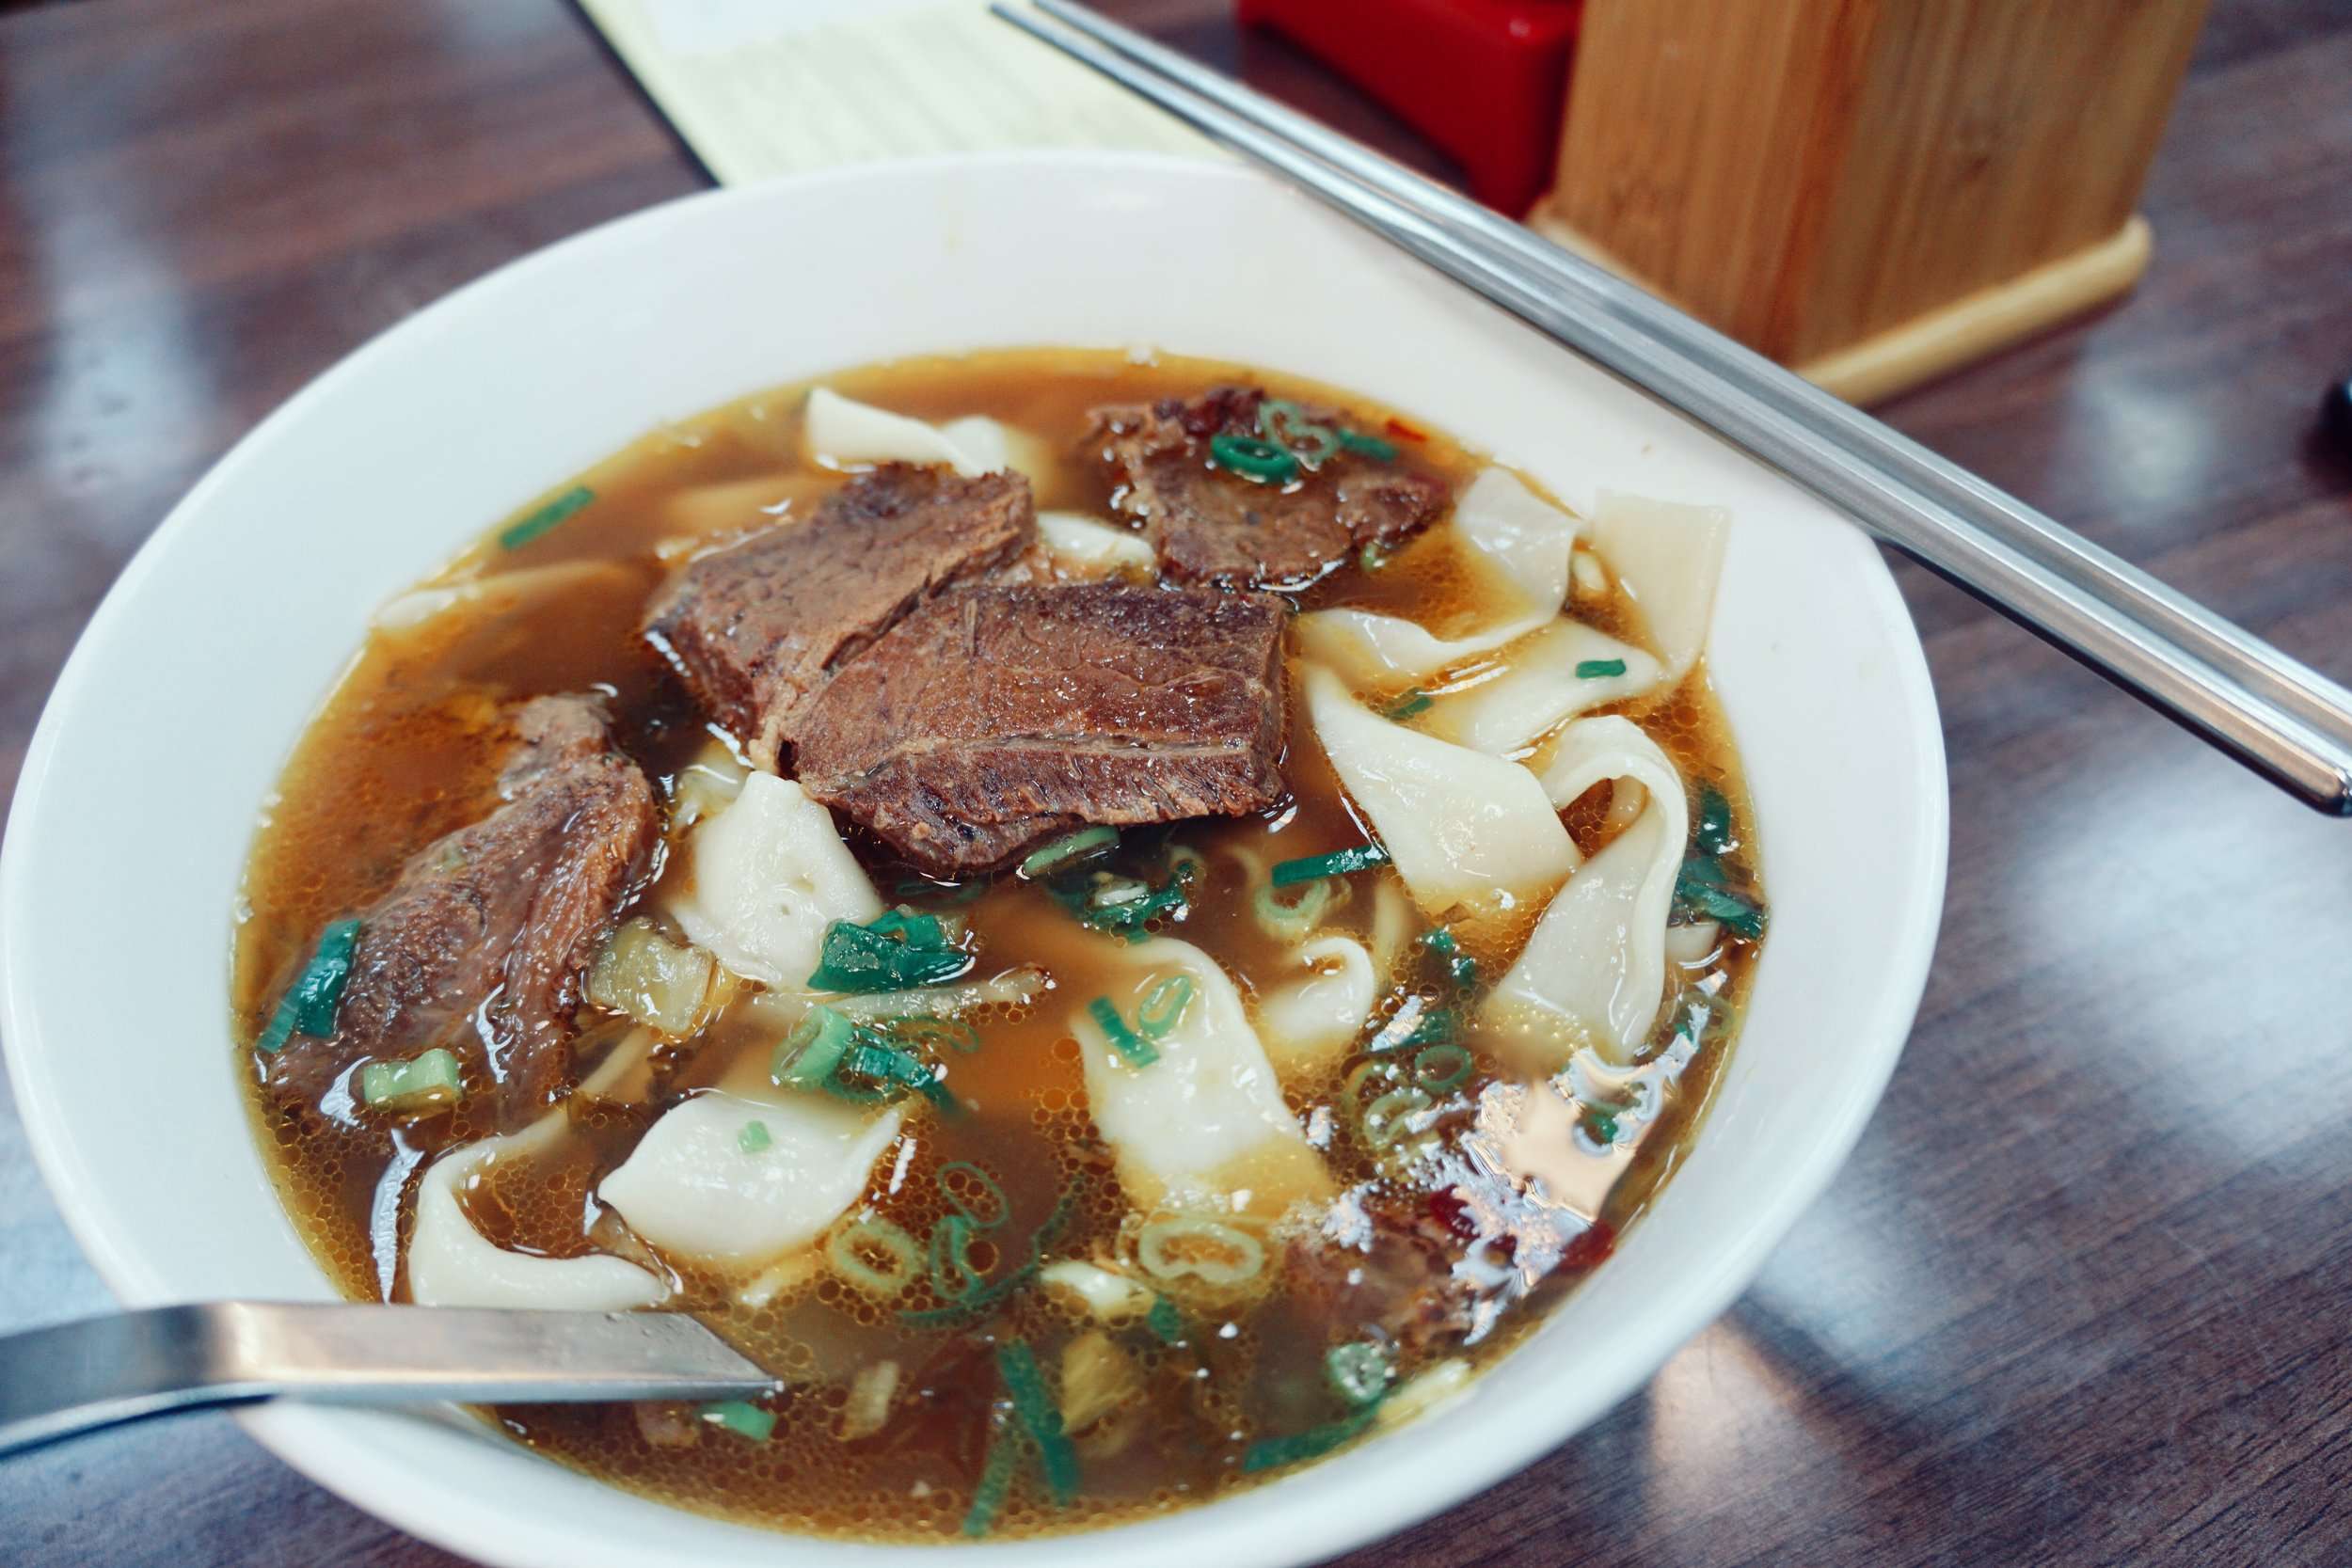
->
xmin=0 ymin=1301 xmax=774 ymax=1458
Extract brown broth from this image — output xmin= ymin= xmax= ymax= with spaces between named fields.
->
xmin=232 ymin=348 xmax=1765 ymax=1541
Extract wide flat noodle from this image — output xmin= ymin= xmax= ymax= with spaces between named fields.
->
xmin=1302 ymin=663 xmax=1576 ymax=916
xmin=600 ymin=1091 xmax=903 ymax=1266
xmin=669 ymin=772 xmax=883 ymax=989
xmin=1419 ymin=620 xmax=1662 ymax=756
xmin=801 ymin=387 xmax=1054 ymax=487
xmin=1256 ymin=934 xmax=1376 ymax=1077
xmin=1294 ymin=467 xmax=1581 ymax=685
xmin=1485 ymin=716 xmax=1689 ymax=1066
xmin=1073 ymin=937 xmax=1330 ymax=1218
xmin=1586 ymin=492 xmax=1729 ymax=681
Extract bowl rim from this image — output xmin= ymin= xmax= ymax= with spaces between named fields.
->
xmin=1 ymin=148 xmax=1949 ymax=1565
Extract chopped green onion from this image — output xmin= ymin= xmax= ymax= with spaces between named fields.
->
xmin=1381 ymin=689 xmax=1433 ymax=720
xmin=737 ymin=1119 xmax=772 ymax=1154
xmin=961 ymin=1419 xmax=1019 ymax=1537
xmin=838 ymin=1039 xmax=961 ymax=1117
xmin=1337 ymin=428 xmax=1400 ymax=462
xmin=1135 ymin=974 xmax=1195 ymax=1039
xmin=896 ymin=1263 xmax=1039 ymax=1330
xmin=936 ymin=1161 xmax=1010 ymax=1229
xmin=1420 ymin=927 xmax=1478 ymax=991
xmin=1136 ymin=1215 xmax=1265 ymax=1285
xmin=1256 ymin=399 xmax=1342 ymax=467
xmin=827 ymin=1214 xmax=921 ymax=1298
xmin=496 ymin=484 xmax=595 ymax=550
xmin=1694 ymin=783 xmax=1738 ymax=855
xmin=1087 ymin=997 xmax=1159 ymax=1069
xmin=1672 ymin=855 xmax=1767 ymax=939
xmin=930 ymin=1213 xmax=986 ymax=1300
xmin=1411 ymin=1042 xmax=1473 ymax=1094
xmin=1020 ymin=826 xmax=1118 ymax=878
xmin=1325 ymin=1341 xmax=1395 ymax=1408
xmin=290 ymin=918 xmax=361 ymax=1035
xmin=257 ymin=916 xmax=363 ymax=1054
xmin=995 ymin=1340 xmax=1080 ymax=1506
xmin=898 ymin=1187 xmax=1076 ymax=1330
xmin=1360 ymin=1086 xmax=1434 ymax=1149
xmin=1271 ymin=844 xmax=1389 ymax=886
xmin=808 ymin=911 xmax=972 ymax=993
xmin=1146 ymin=1294 xmax=1185 ymax=1345
xmin=1241 ymin=1406 xmax=1378 ymax=1473
xmin=357 ymin=1047 xmax=463 ymax=1114
xmin=1208 ymin=432 xmax=1300 ymax=484
xmin=1253 ymin=877 xmax=1334 ymax=942
xmin=1582 ymin=1105 xmax=1622 ymax=1145
xmin=699 ymin=1400 xmax=776 ymax=1441
xmin=1166 ymin=842 xmax=1207 ymax=886
xmin=1359 ymin=542 xmax=1391 ymax=572
xmin=1575 ymin=657 xmax=1629 ymax=679
xmin=1370 ymin=1005 xmax=1456 ymax=1053
xmin=772 ymin=1004 xmax=858 ymax=1088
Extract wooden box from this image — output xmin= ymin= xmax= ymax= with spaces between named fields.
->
xmin=1531 ymin=0 xmax=2212 ymax=403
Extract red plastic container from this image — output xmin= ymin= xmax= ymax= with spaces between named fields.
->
xmin=1234 ymin=0 xmax=1581 ymax=214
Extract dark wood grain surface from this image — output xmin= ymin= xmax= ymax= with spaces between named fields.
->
xmin=3 ymin=1 xmax=2349 ymax=1563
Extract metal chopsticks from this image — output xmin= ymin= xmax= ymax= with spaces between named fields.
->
xmin=992 ymin=0 xmax=2352 ymax=816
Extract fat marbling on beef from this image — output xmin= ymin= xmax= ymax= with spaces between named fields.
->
xmin=794 ymin=582 xmax=1288 ymax=877
xmin=1089 ymin=386 xmax=1449 ymax=590
xmin=264 ymin=693 xmax=659 ymax=1126
xmin=644 ymin=464 xmax=1034 ymax=770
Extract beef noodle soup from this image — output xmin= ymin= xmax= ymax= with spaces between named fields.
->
xmin=233 ymin=348 xmax=1766 ymax=1541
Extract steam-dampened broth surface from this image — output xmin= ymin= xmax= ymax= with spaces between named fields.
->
xmin=233 ymin=349 xmax=1765 ymax=1541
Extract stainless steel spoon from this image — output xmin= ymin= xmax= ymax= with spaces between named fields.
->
xmin=0 ymin=1302 xmax=776 ymax=1457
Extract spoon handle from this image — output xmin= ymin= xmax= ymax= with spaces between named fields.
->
xmin=0 ymin=1302 xmax=773 ymax=1458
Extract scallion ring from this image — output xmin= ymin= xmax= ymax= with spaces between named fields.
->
xmin=1256 ymin=398 xmax=1341 ymax=466
xmin=827 ymin=1215 xmax=922 ymax=1298
xmin=1252 ymin=877 xmax=1334 ymax=942
xmin=1360 ymin=1086 xmax=1435 ymax=1148
xmin=1411 ymin=1042 xmax=1474 ymax=1095
xmin=1136 ymin=1215 xmax=1265 ymax=1286
xmin=772 ymin=1004 xmax=858 ymax=1089
xmin=1135 ymin=974 xmax=1196 ymax=1038
xmin=1208 ymin=433 xmax=1298 ymax=484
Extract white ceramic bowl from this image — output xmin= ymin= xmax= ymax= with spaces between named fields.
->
xmin=1 ymin=152 xmax=1946 ymax=1566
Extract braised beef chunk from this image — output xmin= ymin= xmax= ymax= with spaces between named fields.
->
xmin=267 ymin=694 xmax=659 ymax=1125
xmin=644 ymin=464 xmax=1034 ymax=770
xmin=794 ymin=583 xmax=1287 ymax=877
xmin=1090 ymin=386 xmax=1449 ymax=589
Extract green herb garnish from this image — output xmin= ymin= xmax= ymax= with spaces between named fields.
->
xmin=699 ymin=1400 xmax=776 ymax=1441
xmin=737 ymin=1119 xmax=771 ymax=1154
xmin=1087 ymin=997 xmax=1159 ymax=1069
xmin=996 ymin=1341 xmax=1080 ymax=1506
xmin=357 ymin=1047 xmax=462 ymax=1114
xmin=1381 ymin=689 xmax=1434 ymax=720
xmin=1694 ymin=783 xmax=1737 ymax=855
xmin=496 ymin=484 xmax=594 ymax=550
xmin=1270 ymin=844 xmax=1390 ymax=886
xmin=1207 ymin=433 xmax=1298 ymax=484
xmin=255 ymin=915 xmax=362 ymax=1054
xmin=1574 ymin=657 xmax=1629 ymax=679
xmin=807 ymin=910 xmax=972 ymax=992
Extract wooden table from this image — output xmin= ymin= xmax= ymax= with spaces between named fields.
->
xmin=3 ymin=2 xmax=2348 ymax=1562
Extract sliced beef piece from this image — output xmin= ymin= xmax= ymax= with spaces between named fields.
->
xmin=643 ymin=464 xmax=1033 ymax=770
xmin=793 ymin=582 xmax=1287 ymax=877
xmin=265 ymin=694 xmax=660 ymax=1127
xmin=1090 ymin=386 xmax=1450 ymax=590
